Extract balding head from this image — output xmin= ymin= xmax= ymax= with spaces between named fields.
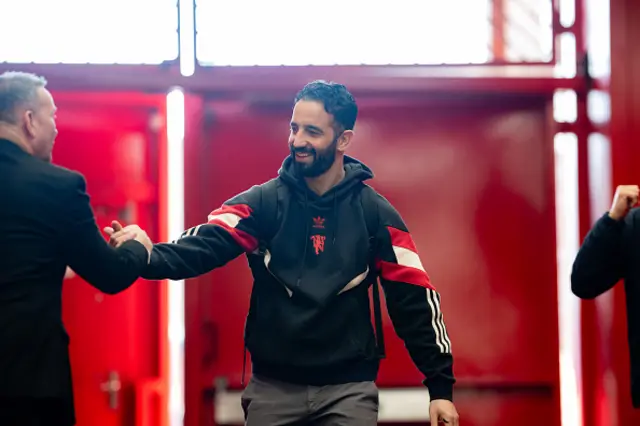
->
xmin=0 ymin=71 xmax=58 ymax=162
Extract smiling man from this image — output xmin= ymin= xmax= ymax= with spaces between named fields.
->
xmin=106 ymin=80 xmax=459 ymax=425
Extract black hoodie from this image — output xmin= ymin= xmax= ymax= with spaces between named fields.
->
xmin=143 ymin=155 xmax=456 ymax=400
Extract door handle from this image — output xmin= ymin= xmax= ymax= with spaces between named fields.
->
xmin=100 ymin=370 xmax=122 ymax=410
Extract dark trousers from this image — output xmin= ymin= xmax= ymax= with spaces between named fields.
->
xmin=0 ymin=397 xmax=74 ymax=426
xmin=241 ymin=374 xmax=379 ymax=426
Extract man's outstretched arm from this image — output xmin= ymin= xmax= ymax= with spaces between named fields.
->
xmin=61 ymin=172 xmax=152 ymax=294
xmin=107 ymin=184 xmax=265 ymax=281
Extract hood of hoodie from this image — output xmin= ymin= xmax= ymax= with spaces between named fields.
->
xmin=278 ymin=154 xmax=374 ymax=203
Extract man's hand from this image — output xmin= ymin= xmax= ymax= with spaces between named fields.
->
xmin=429 ymin=399 xmax=459 ymax=426
xmin=103 ymin=220 xmax=131 ymax=247
xmin=103 ymin=220 xmax=153 ymax=256
xmin=609 ymin=185 xmax=640 ymax=221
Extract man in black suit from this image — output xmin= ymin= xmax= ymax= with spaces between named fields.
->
xmin=0 ymin=71 xmax=153 ymax=425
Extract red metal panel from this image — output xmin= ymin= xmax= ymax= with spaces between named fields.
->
xmin=357 ymin=100 xmax=558 ymax=388
xmin=608 ymin=0 xmax=640 ymax=424
xmin=183 ymin=94 xmax=560 ymax=426
xmin=52 ymin=93 xmax=168 ymax=426
xmin=182 ymin=94 xmax=209 ymax=426
xmin=576 ymin=0 xmax=608 ymax=424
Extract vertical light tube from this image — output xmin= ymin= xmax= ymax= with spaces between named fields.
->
xmin=166 ymin=87 xmax=186 ymax=426
xmin=554 ymin=132 xmax=583 ymax=426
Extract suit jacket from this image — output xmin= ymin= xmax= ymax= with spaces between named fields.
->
xmin=0 ymin=139 xmax=150 ymax=423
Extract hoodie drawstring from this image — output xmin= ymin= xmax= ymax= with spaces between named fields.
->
xmin=295 ymin=191 xmax=310 ymax=287
xmin=331 ymin=192 xmax=338 ymax=245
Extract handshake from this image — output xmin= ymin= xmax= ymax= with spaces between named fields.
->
xmin=103 ymin=220 xmax=153 ymax=256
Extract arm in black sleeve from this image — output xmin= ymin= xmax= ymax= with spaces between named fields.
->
xmin=571 ymin=211 xmax=634 ymax=299
xmin=372 ymin=194 xmax=455 ymax=401
xmin=142 ymin=184 xmax=265 ymax=280
xmin=60 ymin=173 xmax=149 ymax=295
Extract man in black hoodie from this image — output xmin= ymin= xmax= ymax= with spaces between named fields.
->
xmin=106 ymin=81 xmax=459 ymax=425
xmin=572 ymin=184 xmax=640 ymax=408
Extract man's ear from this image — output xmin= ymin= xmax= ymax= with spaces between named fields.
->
xmin=23 ymin=110 xmax=37 ymax=138
xmin=337 ymin=130 xmax=354 ymax=153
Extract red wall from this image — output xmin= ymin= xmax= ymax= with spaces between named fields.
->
xmin=606 ymin=0 xmax=640 ymax=424
xmin=52 ymin=92 xmax=169 ymax=426
xmin=182 ymin=93 xmax=561 ymax=426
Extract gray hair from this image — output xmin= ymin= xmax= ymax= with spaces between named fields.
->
xmin=0 ymin=71 xmax=47 ymax=124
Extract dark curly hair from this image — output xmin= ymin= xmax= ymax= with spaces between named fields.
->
xmin=294 ymin=80 xmax=358 ymax=134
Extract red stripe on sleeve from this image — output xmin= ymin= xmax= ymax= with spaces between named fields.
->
xmin=377 ymin=260 xmax=435 ymax=290
xmin=208 ymin=204 xmax=252 ymax=219
xmin=206 ymin=203 xmax=258 ymax=252
xmin=387 ymin=226 xmax=418 ymax=253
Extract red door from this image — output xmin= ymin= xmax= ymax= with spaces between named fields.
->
xmin=52 ymin=92 xmax=168 ymax=426
xmin=351 ymin=97 xmax=560 ymax=425
xmin=183 ymin=94 xmax=561 ymax=426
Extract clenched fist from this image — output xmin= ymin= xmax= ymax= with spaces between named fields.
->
xmin=609 ymin=185 xmax=640 ymax=221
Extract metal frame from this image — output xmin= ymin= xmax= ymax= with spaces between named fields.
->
xmin=554 ymin=1 xmax=602 ymax=426
xmin=0 ymin=62 xmax=579 ymax=98
xmin=0 ymin=0 xmax=564 ymax=95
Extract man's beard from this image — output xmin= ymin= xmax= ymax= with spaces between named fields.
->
xmin=290 ymin=136 xmax=338 ymax=178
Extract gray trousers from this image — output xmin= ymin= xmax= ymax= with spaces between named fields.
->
xmin=241 ymin=374 xmax=379 ymax=426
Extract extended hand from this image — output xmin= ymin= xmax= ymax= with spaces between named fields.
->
xmin=429 ymin=399 xmax=459 ymax=425
xmin=103 ymin=220 xmax=130 ymax=247
xmin=104 ymin=220 xmax=153 ymax=255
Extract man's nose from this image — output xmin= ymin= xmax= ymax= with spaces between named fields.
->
xmin=291 ymin=136 xmax=307 ymax=148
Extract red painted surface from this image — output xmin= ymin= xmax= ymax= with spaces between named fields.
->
xmin=51 ymin=93 xmax=169 ymax=426
xmin=606 ymin=0 xmax=640 ymax=424
xmin=182 ymin=94 xmax=208 ymax=426
xmin=182 ymin=93 xmax=561 ymax=426
xmin=578 ymin=0 xmax=612 ymax=424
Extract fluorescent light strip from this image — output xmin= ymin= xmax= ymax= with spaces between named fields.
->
xmin=553 ymin=133 xmax=583 ymax=426
xmin=166 ymin=87 xmax=186 ymax=426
